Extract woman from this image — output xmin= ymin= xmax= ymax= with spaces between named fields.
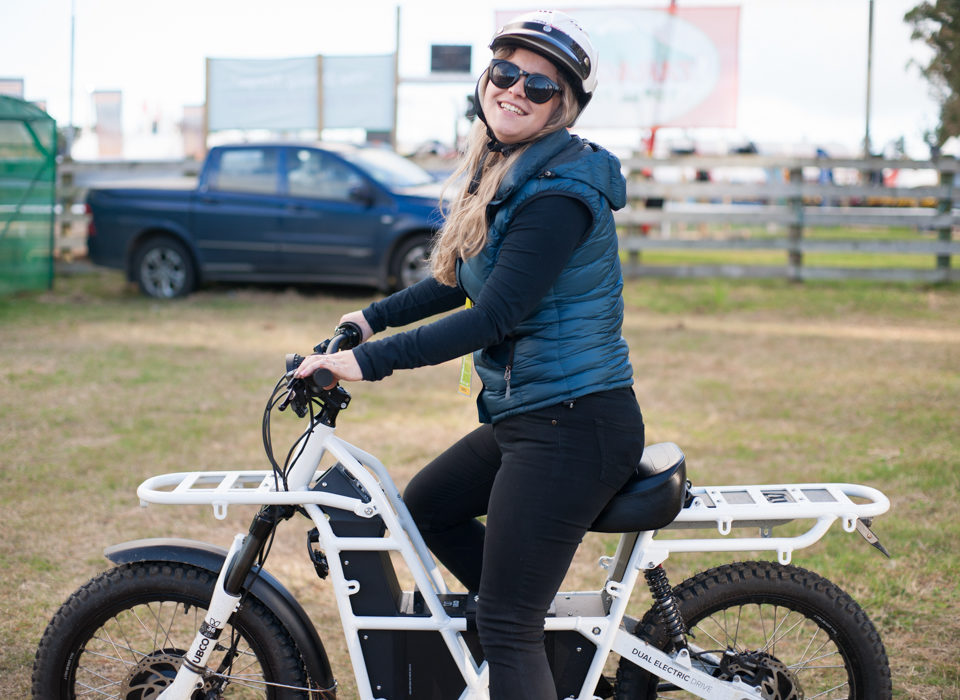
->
xmin=294 ymin=11 xmax=644 ymax=699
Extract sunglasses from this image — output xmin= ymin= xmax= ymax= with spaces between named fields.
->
xmin=487 ymin=59 xmax=563 ymax=104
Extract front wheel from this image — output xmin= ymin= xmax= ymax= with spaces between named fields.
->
xmin=33 ymin=562 xmax=309 ymax=699
xmin=615 ymin=561 xmax=891 ymax=700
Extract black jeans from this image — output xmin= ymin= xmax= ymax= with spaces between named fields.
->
xmin=404 ymin=388 xmax=644 ymax=700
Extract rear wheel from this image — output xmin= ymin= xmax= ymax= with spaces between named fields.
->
xmin=33 ymin=562 xmax=309 ymax=698
xmin=133 ymin=236 xmax=196 ymax=298
xmin=615 ymin=561 xmax=891 ymax=699
xmin=388 ymin=235 xmax=432 ymax=290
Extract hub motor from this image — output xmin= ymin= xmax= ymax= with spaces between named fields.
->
xmin=720 ymin=650 xmax=804 ymax=700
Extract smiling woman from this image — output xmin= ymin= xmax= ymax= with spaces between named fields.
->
xmin=291 ymin=11 xmax=643 ymax=700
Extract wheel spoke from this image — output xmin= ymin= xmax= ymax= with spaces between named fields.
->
xmin=75 ymin=678 xmax=122 ymax=698
xmin=805 ymin=679 xmax=851 ymax=699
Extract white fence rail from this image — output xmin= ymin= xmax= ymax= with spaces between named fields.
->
xmin=615 ymin=154 xmax=960 ymax=283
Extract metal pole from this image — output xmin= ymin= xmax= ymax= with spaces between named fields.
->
xmin=67 ymin=0 xmax=76 ymax=157
xmin=864 ymin=0 xmax=874 ymax=157
xmin=392 ymin=4 xmax=400 ymax=148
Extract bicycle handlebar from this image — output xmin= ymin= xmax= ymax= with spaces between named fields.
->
xmin=280 ymin=321 xmax=364 ymax=416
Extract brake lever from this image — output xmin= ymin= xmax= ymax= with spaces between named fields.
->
xmin=281 ymin=354 xmax=311 ymax=417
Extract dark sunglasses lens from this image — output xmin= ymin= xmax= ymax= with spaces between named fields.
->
xmin=524 ymin=76 xmax=558 ymax=103
xmin=489 ymin=60 xmax=559 ymax=103
xmin=489 ymin=61 xmax=520 ymax=88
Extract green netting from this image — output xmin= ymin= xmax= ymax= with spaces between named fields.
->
xmin=0 ymin=95 xmax=57 ymax=294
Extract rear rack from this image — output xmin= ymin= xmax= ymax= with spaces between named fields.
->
xmin=672 ymin=482 xmax=888 ymax=531
xmin=655 ymin=482 xmax=890 ymax=563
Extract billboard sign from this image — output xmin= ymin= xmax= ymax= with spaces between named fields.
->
xmin=322 ymin=55 xmax=395 ymax=131
xmin=207 ymin=56 xmax=319 ymax=131
xmin=206 ymin=55 xmax=394 ymax=134
xmin=495 ymin=7 xmax=739 ymax=129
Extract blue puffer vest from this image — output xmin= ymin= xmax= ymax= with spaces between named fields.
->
xmin=457 ymin=129 xmax=633 ymax=423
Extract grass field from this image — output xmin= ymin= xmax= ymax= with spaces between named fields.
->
xmin=2 ymin=268 xmax=959 ymax=698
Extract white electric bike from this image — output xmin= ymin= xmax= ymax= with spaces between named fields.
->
xmin=33 ymin=324 xmax=893 ymax=699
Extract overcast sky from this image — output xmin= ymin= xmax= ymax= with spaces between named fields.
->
xmin=0 ymin=0 xmax=941 ymax=157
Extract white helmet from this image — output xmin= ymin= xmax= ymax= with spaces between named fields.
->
xmin=490 ymin=10 xmax=599 ymax=113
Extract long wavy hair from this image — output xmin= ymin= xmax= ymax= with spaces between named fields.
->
xmin=430 ymin=47 xmax=582 ymax=286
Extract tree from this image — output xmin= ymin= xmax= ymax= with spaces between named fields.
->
xmin=905 ymin=1 xmax=960 ymax=147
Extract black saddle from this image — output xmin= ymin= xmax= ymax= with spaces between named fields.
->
xmin=590 ymin=442 xmax=687 ymax=533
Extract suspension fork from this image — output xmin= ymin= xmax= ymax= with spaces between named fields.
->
xmin=158 ymin=506 xmax=293 ymax=699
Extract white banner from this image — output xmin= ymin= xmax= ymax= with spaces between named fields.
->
xmin=207 ymin=56 xmax=319 ymax=131
xmin=322 ymin=55 xmax=395 ymax=131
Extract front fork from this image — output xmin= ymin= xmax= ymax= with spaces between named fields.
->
xmin=159 ymin=506 xmax=290 ymax=699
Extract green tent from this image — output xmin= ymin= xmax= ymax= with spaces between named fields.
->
xmin=0 ymin=95 xmax=57 ymax=294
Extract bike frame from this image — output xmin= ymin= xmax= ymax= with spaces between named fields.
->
xmin=141 ymin=420 xmax=889 ymax=700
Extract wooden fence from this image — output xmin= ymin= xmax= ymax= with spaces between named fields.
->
xmin=615 ymin=154 xmax=960 ymax=283
xmin=55 ymin=154 xmax=960 ymax=283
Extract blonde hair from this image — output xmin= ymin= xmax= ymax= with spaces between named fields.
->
xmin=430 ymin=48 xmax=582 ymax=286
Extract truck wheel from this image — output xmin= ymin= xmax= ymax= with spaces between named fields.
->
xmin=133 ymin=237 xmax=196 ymax=299
xmin=389 ymin=235 xmax=432 ymax=290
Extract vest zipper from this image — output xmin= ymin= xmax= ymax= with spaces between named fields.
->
xmin=504 ymin=339 xmax=516 ymax=400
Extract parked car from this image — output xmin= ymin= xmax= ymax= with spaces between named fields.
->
xmin=86 ymin=142 xmax=445 ymax=298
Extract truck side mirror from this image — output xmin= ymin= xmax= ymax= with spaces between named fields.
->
xmin=349 ymin=182 xmax=376 ymax=207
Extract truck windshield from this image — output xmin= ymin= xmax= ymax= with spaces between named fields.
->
xmin=343 ymin=149 xmax=435 ymax=189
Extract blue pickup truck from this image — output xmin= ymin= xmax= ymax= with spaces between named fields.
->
xmin=86 ymin=142 xmax=445 ymax=298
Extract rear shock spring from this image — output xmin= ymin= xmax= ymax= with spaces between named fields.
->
xmin=644 ymin=565 xmax=687 ymax=649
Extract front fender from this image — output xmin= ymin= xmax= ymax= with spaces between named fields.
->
xmin=104 ymin=537 xmax=335 ymax=692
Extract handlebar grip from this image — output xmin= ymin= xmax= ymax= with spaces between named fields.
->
xmin=334 ymin=321 xmax=364 ymax=350
xmin=285 ymin=354 xmax=336 ymax=390
xmin=314 ymin=321 xmax=363 ymax=354
xmin=309 ymin=368 xmax=335 ymax=390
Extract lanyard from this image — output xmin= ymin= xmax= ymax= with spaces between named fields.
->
xmin=458 ymin=299 xmax=473 ymax=396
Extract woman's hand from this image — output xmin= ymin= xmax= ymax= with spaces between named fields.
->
xmin=339 ymin=310 xmax=373 ymax=342
xmin=294 ymin=349 xmax=363 ymax=386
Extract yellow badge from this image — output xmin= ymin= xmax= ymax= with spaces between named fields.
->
xmin=458 ymin=299 xmax=473 ymax=396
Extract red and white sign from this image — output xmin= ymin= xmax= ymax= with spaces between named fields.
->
xmin=495 ymin=6 xmax=740 ymax=129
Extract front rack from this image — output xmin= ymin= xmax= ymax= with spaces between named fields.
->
xmin=137 ymin=470 xmax=373 ymax=521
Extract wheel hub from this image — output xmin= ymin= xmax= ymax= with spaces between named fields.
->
xmin=720 ymin=651 xmax=804 ymax=700
xmin=122 ymin=650 xmax=212 ymax=699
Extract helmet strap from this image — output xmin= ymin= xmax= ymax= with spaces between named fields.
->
xmin=485 ymin=128 xmax=520 ymax=156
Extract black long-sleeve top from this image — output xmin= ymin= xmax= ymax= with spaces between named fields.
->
xmin=353 ymin=194 xmax=592 ymax=381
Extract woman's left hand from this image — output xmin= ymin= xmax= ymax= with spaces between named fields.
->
xmin=294 ymin=350 xmax=363 ymax=386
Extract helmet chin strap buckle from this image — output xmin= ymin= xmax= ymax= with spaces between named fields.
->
xmin=486 ymin=131 xmax=520 ymax=156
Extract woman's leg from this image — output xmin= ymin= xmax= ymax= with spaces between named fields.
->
xmin=403 ymin=424 xmax=500 ymax=592
xmin=479 ymin=390 xmax=644 ymax=700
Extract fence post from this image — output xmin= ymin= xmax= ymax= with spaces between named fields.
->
xmin=787 ymin=166 xmax=804 ymax=282
xmin=937 ymin=156 xmax=955 ymax=273
xmin=57 ymin=158 xmax=75 ymax=261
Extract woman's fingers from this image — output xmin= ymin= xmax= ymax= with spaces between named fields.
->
xmin=294 ymin=350 xmax=363 ymax=384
